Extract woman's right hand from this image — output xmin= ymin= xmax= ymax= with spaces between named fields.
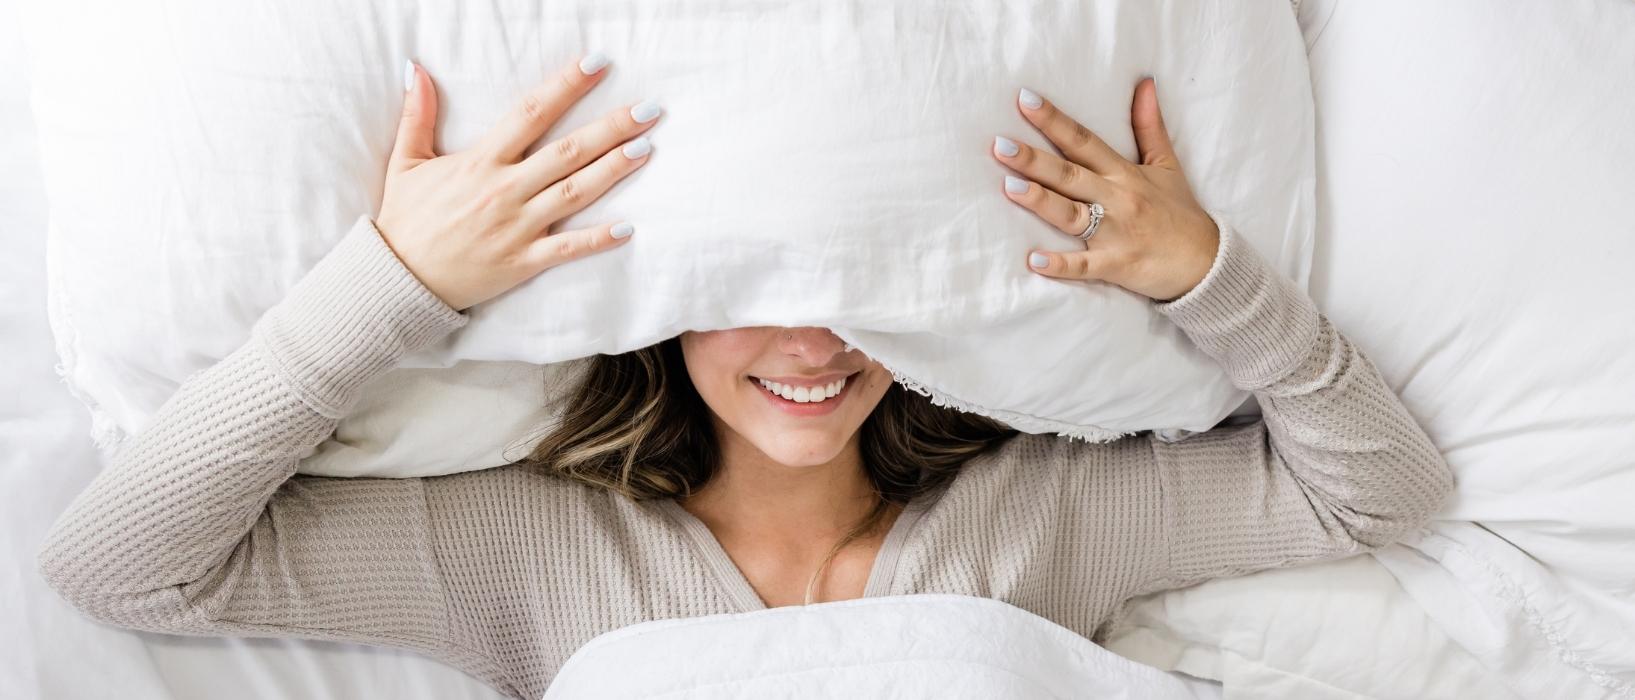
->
xmin=376 ymin=53 xmax=659 ymax=312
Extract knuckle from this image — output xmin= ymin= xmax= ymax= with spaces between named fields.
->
xmin=455 ymin=153 xmax=485 ymax=176
xmin=1113 ymin=189 xmax=1142 ymax=213
xmin=552 ymin=136 xmax=581 ymax=162
xmin=521 ymin=93 xmax=553 ymax=124
xmin=1071 ymin=202 xmax=1091 ymax=230
xmin=550 ymin=234 xmax=579 ymax=261
xmin=476 ymin=184 xmax=508 ymax=212
xmin=1082 ymin=253 xmax=1111 ymax=279
xmin=1107 ymin=247 xmax=1138 ymax=270
xmin=556 ymin=177 xmax=583 ymax=205
xmin=1056 ymin=160 xmax=1079 ymax=186
xmin=1125 ymin=191 xmax=1151 ymax=216
xmin=556 ymin=69 xmax=581 ymax=95
xmin=1013 ymin=142 xmax=1034 ymax=166
xmin=1066 ymin=255 xmax=1090 ymax=278
xmin=1024 ymin=183 xmax=1048 ymax=205
xmin=1068 ymin=122 xmax=1096 ymax=149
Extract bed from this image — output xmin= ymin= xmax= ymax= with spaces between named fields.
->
xmin=6 ymin=0 xmax=1632 ymax=698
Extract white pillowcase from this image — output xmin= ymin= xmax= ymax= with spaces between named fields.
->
xmin=1104 ymin=552 xmax=1513 ymax=699
xmin=24 ymin=0 xmax=1314 ymax=474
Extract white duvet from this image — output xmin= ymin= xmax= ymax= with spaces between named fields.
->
xmin=543 ymin=594 xmax=1219 ymax=699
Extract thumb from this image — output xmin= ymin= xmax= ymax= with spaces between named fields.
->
xmin=390 ymin=60 xmax=438 ymax=173
xmin=1130 ymin=77 xmax=1177 ymax=169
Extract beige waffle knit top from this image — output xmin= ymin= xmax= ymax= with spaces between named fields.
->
xmin=37 ymin=214 xmax=1454 ymax=700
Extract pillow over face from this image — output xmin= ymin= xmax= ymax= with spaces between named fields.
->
xmin=25 ymin=0 xmax=1314 ymax=474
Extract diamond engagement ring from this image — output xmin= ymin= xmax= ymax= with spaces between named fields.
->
xmin=1076 ymin=201 xmax=1105 ymax=241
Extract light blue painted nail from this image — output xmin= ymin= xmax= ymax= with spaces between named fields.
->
xmin=993 ymin=136 xmax=1019 ymax=157
xmin=579 ymin=52 xmax=610 ymax=75
xmin=630 ymin=99 xmax=662 ymax=123
xmin=1005 ymin=175 xmax=1029 ymax=194
xmin=403 ymin=60 xmax=416 ymax=92
xmin=611 ymin=222 xmax=635 ymax=239
xmin=622 ymin=136 xmax=652 ymax=159
xmin=1029 ymin=252 xmax=1050 ymax=268
xmin=1018 ymin=88 xmax=1043 ymax=110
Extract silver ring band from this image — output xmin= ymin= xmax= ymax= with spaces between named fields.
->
xmin=1076 ymin=201 xmax=1105 ymax=241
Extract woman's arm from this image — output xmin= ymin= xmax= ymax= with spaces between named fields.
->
xmin=1141 ymin=220 xmax=1452 ymax=589
xmin=38 ymin=54 xmax=659 ymax=680
xmin=991 ymin=79 xmax=1452 ymax=594
xmin=36 ymin=214 xmax=469 ymax=655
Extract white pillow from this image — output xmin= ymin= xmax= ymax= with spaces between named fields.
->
xmin=25 ymin=0 xmax=1314 ymax=474
xmin=1297 ymin=0 xmax=1635 ymax=695
xmin=1103 ymin=552 xmax=1513 ymax=699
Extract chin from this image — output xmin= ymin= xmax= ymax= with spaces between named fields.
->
xmin=751 ymin=432 xmax=851 ymax=468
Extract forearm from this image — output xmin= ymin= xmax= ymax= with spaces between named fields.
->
xmin=1149 ymin=221 xmax=1453 ymax=582
xmin=37 ymin=215 xmax=467 ymax=610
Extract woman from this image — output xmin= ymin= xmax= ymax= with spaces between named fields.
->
xmin=37 ymin=52 xmax=1453 ymax=699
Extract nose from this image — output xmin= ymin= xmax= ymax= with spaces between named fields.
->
xmin=774 ymin=327 xmax=848 ymax=368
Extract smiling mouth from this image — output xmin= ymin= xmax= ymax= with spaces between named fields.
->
xmin=747 ymin=371 xmax=860 ymax=405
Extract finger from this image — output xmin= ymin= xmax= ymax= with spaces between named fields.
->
xmin=992 ymin=135 xmax=1113 ymax=205
xmin=1131 ymin=77 xmax=1178 ymax=169
xmin=479 ymin=52 xmax=611 ymax=164
xmin=1001 ymin=175 xmax=1116 ymax=241
xmin=1016 ymin=87 xmax=1130 ymax=175
xmin=1027 ymin=247 xmax=1114 ymax=282
xmin=390 ymin=60 xmax=439 ymax=174
xmin=514 ymin=99 xmax=661 ymax=198
xmin=524 ymin=221 xmax=635 ymax=273
xmin=520 ymin=135 xmax=652 ymax=231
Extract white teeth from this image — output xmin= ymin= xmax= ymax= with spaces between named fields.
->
xmin=757 ymin=375 xmax=847 ymax=403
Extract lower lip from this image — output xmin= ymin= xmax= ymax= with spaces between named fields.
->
xmin=749 ymin=374 xmax=857 ymax=417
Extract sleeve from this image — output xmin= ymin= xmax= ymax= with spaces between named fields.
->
xmin=35 ymin=214 xmax=472 ymax=658
xmin=1138 ymin=218 xmax=1455 ymax=591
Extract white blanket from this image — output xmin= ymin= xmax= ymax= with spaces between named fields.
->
xmin=543 ymin=594 xmax=1219 ymax=699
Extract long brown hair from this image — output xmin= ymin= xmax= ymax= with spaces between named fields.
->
xmin=508 ymin=335 xmax=1018 ymax=604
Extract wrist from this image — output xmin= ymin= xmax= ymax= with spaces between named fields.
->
xmin=1153 ymin=217 xmax=1224 ymax=303
xmin=250 ymin=214 xmax=469 ymax=418
xmin=1152 ymin=217 xmax=1320 ymax=389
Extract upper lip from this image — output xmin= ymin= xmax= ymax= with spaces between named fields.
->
xmin=751 ymin=371 xmax=857 ymax=388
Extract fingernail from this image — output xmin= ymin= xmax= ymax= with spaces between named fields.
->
xmin=622 ymin=136 xmax=652 ymax=159
xmin=1029 ymin=252 xmax=1050 ymax=269
xmin=579 ymin=52 xmax=610 ymax=75
xmin=1004 ymin=175 xmax=1029 ymax=194
xmin=630 ymin=99 xmax=662 ymax=123
xmin=404 ymin=60 xmax=416 ymax=92
xmin=993 ymin=136 xmax=1019 ymax=157
xmin=1018 ymin=88 xmax=1043 ymax=110
xmin=611 ymin=222 xmax=635 ymax=239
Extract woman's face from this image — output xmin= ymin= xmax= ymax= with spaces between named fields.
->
xmin=679 ymin=327 xmax=894 ymax=468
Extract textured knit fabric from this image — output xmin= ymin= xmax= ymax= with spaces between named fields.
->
xmin=37 ymin=213 xmax=1454 ymax=700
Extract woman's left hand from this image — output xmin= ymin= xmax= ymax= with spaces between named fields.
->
xmin=993 ymin=78 xmax=1220 ymax=303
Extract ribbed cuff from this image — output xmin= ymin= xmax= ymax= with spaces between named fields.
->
xmin=1152 ymin=216 xmax=1321 ymax=390
xmin=251 ymin=214 xmax=469 ymax=419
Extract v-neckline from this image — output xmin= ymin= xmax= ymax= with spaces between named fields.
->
xmin=653 ymin=493 xmax=936 ymax=612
